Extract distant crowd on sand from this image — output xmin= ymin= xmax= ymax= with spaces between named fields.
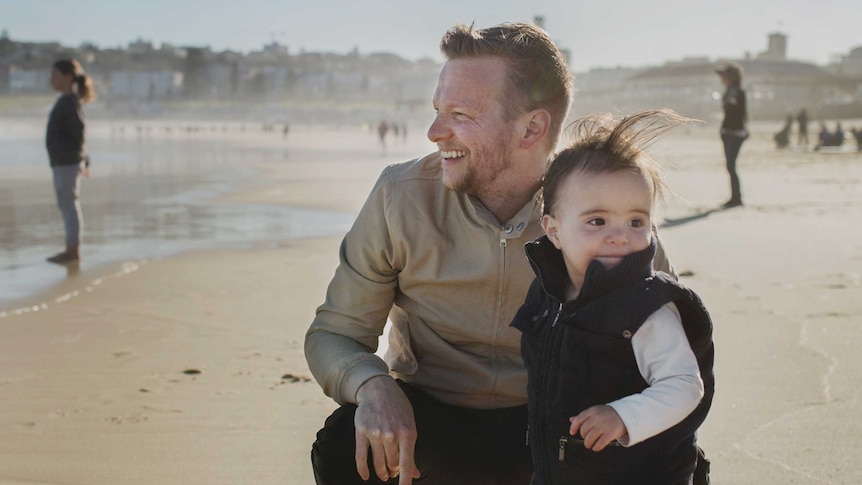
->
xmin=773 ymin=107 xmax=862 ymax=151
xmin=107 ymin=122 xmax=292 ymax=139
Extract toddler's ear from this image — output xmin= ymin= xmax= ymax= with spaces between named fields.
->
xmin=541 ymin=214 xmax=562 ymax=249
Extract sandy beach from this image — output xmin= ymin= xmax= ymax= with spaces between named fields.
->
xmin=1 ymin=115 xmax=861 ymax=484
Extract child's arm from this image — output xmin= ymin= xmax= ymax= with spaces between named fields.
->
xmin=605 ymin=302 xmax=703 ymax=447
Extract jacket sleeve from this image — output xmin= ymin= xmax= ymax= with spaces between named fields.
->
xmin=68 ymin=96 xmax=84 ymax=153
xmin=304 ymin=167 xmax=400 ymax=404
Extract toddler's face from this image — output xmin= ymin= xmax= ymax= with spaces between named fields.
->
xmin=542 ymin=169 xmax=653 ymax=290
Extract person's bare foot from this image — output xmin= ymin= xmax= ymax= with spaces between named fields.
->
xmin=721 ymin=199 xmax=743 ymax=209
xmin=47 ymin=252 xmax=79 ymax=264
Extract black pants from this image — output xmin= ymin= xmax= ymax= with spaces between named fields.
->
xmin=311 ymin=381 xmax=532 ymax=484
xmin=721 ymin=133 xmax=746 ymax=203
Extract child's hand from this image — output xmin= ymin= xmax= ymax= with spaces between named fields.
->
xmin=569 ymin=405 xmax=627 ymax=452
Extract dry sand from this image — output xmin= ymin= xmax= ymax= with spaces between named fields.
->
xmin=1 ymin=118 xmax=860 ymax=484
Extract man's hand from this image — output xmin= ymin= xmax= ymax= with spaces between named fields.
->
xmin=354 ymin=376 xmax=421 ymax=484
xmin=568 ymin=405 xmax=627 ymax=452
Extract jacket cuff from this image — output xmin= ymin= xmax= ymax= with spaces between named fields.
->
xmin=338 ymin=354 xmax=391 ymax=405
xmin=606 ymin=401 xmax=640 ymax=447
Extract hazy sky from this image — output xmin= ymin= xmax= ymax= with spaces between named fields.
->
xmin=4 ymin=0 xmax=861 ymax=72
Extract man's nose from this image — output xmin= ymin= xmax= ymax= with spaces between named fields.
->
xmin=427 ymin=115 xmax=449 ymax=143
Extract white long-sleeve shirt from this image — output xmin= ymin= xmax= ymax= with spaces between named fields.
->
xmin=607 ymin=302 xmax=704 ymax=446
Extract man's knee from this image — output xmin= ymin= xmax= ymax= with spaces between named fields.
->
xmin=311 ymin=404 xmax=364 ymax=484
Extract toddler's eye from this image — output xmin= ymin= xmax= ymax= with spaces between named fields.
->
xmin=629 ymin=219 xmax=645 ymax=228
xmin=587 ymin=218 xmax=605 ymax=226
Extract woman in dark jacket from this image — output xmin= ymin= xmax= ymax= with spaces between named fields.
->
xmin=46 ymin=59 xmax=94 ymax=264
xmin=716 ymin=63 xmax=747 ymax=208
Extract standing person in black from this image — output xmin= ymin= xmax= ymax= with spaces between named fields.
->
xmin=796 ymin=108 xmax=809 ymax=146
xmin=46 ymin=59 xmax=95 ymax=264
xmin=716 ymin=63 xmax=747 ymax=208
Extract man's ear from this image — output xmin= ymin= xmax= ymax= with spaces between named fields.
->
xmin=519 ymin=109 xmax=551 ymax=150
xmin=541 ymin=214 xmax=562 ymax=249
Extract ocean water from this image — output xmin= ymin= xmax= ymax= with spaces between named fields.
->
xmin=0 ymin=121 xmax=356 ymax=308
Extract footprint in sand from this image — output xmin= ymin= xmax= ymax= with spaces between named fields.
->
xmin=53 ymin=334 xmax=82 ymax=344
xmin=49 ymin=409 xmax=83 ymax=419
xmin=106 ymin=414 xmax=150 ymax=425
xmin=11 ymin=421 xmax=38 ymax=429
xmin=281 ymin=373 xmax=312 ymax=383
xmin=812 ymin=272 xmax=861 ymax=290
xmin=138 ymin=405 xmax=182 ymax=415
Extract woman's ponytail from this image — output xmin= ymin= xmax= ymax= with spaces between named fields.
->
xmin=75 ymin=73 xmax=95 ymax=103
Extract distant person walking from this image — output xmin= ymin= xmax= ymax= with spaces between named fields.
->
xmin=45 ymin=59 xmax=94 ymax=264
xmin=796 ymin=108 xmax=809 ymax=146
xmin=716 ymin=63 xmax=747 ymax=208
xmin=377 ymin=120 xmax=389 ymax=148
xmin=773 ymin=114 xmax=793 ymax=149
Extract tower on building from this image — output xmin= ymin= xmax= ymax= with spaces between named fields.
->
xmin=758 ymin=32 xmax=787 ymax=61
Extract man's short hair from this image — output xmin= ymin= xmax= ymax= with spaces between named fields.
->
xmin=440 ymin=22 xmax=575 ymax=147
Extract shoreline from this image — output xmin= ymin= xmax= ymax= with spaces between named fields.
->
xmin=0 ymin=118 xmax=435 ymax=310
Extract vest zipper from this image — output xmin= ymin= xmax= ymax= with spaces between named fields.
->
xmin=551 ymin=302 xmax=563 ymax=327
xmin=558 ymin=436 xmax=568 ymax=461
xmin=535 ymin=299 xmax=564 ymax=478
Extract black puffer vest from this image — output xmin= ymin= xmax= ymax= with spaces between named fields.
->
xmin=512 ymin=236 xmax=715 ymax=485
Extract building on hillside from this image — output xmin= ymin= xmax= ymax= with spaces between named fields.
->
xmin=573 ymin=32 xmax=859 ymax=121
xmin=8 ymin=67 xmax=51 ymax=94
xmin=109 ymin=70 xmax=182 ymax=99
xmin=624 ymin=59 xmax=842 ymax=121
xmin=829 ymin=46 xmax=862 ymax=79
xmin=570 ymin=66 xmax=651 ymax=117
xmin=182 ymin=47 xmax=209 ymax=98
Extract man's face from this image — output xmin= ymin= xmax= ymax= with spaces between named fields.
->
xmin=427 ymin=57 xmax=521 ymax=195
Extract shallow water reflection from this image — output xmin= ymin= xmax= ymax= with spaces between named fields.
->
xmin=0 ymin=129 xmax=355 ymax=307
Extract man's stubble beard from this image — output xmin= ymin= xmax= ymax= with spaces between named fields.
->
xmin=443 ymin=130 xmax=515 ymax=196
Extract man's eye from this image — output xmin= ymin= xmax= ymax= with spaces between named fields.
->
xmin=587 ymin=218 xmax=605 ymax=226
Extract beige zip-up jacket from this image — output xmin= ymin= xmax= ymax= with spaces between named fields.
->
xmin=304 ymin=153 xmax=673 ymax=409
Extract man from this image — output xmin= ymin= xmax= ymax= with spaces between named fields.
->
xmin=305 ymin=22 xmax=672 ymax=485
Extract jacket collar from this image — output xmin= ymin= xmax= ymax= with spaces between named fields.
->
xmin=524 ymin=235 xmax=657 ymax=304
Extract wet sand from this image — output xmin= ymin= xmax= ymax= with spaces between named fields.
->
xmin=1 ymin=118 xmax=861 ymax=484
